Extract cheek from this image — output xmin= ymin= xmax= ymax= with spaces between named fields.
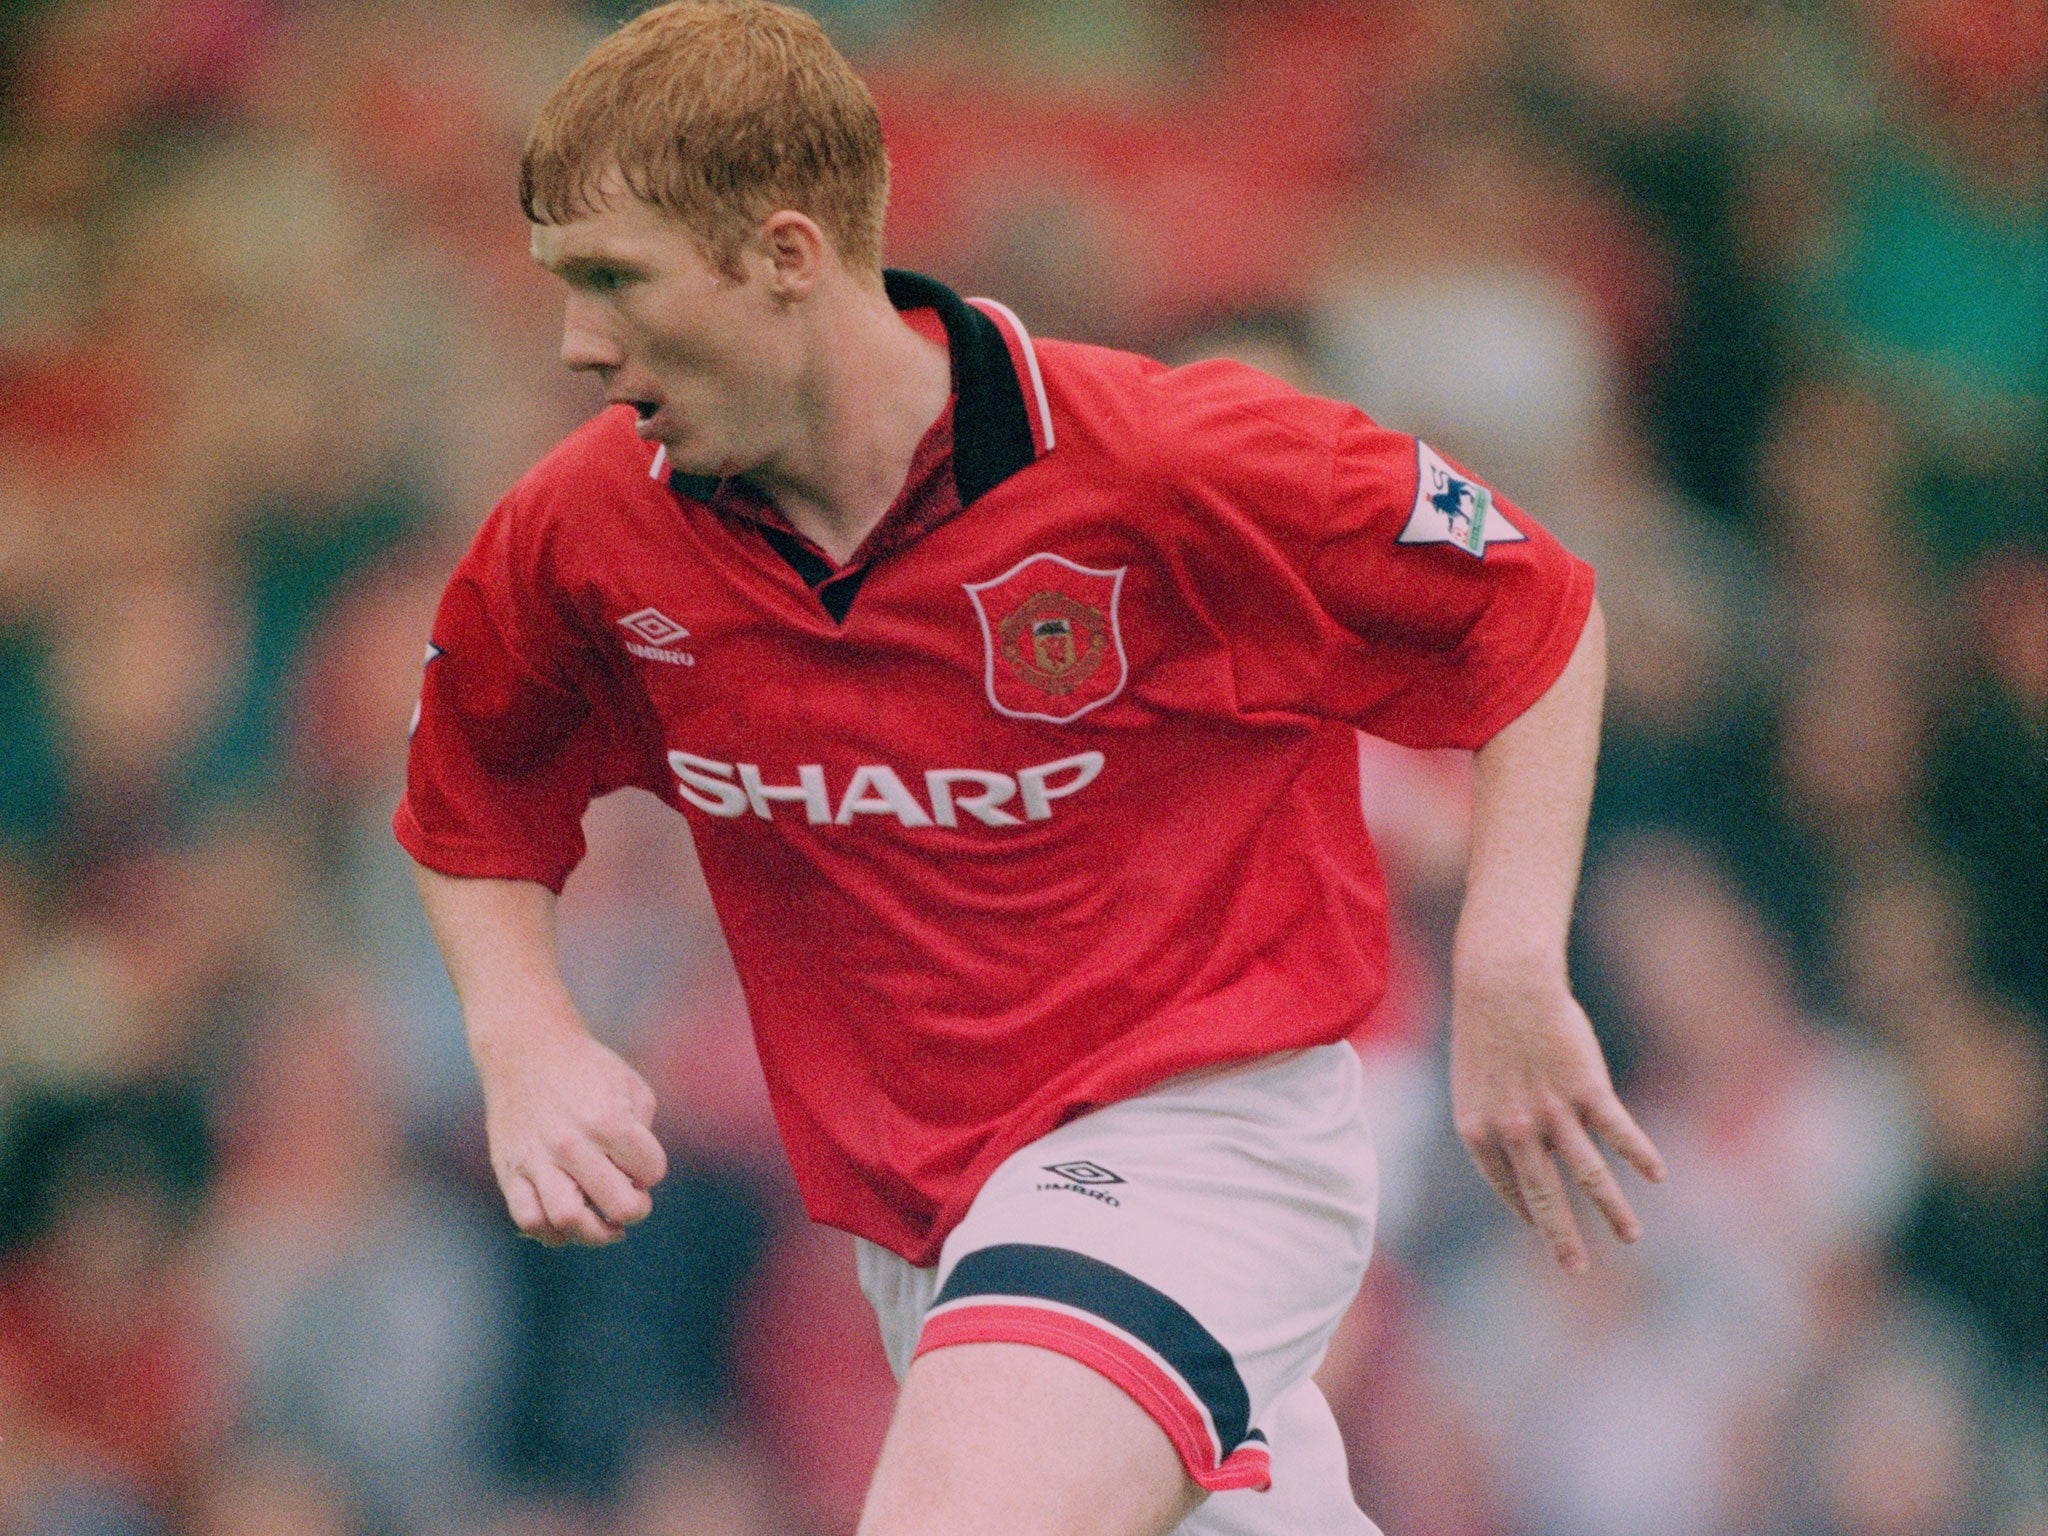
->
xmin=665 ymin=340 xmax=784 ymax=411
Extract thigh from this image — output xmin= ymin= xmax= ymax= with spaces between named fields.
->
xmin=897 ymin=1040 xmax=1376 ymax=1507
xmin=924 ymin=1044 xmax=1376 ymax=1492
xmin=857 ymin=1341 xmax=1203 ymax=1536
xmin=853 ymin=1046 xmax=1380 ymax=1535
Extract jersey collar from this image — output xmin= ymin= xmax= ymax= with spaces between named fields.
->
xmin=884 ymin=269 xmax=1049 ymax=505
xmin=670 ymin=269 xmax=1050 ymax=510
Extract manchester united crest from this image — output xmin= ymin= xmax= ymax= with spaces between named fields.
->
xmin=964 ymin=553 xmax=1128 ymax=723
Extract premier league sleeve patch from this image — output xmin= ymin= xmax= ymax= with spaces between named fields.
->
xmin=1396 ymin=442 xmax=1527 ymax=558
xmin=965 ymin=553 xmax=1129 ymax=724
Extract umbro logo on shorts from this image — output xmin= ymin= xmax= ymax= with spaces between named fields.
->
xmin=1043 ymin=1161 xmax=1124 ymax=1185
xmin=1037 ymin=1162 xmax=1126 ymax=1205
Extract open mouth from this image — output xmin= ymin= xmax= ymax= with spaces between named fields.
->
xmin=632 ymin=400 xmax=658 ymax=421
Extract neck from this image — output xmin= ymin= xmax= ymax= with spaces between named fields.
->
xmin=743 ymin=277 xmax=951 ymax=565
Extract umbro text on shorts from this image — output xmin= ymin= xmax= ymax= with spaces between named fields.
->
xmin=856 ymin=1043 xmax=1383 ymax=1536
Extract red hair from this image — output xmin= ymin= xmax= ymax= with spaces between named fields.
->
xmin=521 ymin=1 xmax=889 ymax=275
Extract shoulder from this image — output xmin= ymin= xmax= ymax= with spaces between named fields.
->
xmin=466 ymin=406 xmax=668 ymax=580
xmin=1038 ymin=341 xmax=1405 ymax=486
xmin=1034 ymin=341 xmax=1414 ymax=526
xmin=502 ymin=405 xmax=667 ymax=521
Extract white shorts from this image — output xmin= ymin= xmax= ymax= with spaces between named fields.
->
xmin=856 ymin=1043 xmax=1383 ymax=1536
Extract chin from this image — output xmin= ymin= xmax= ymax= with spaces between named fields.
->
xmin=684 ymin=449 xmax=761 ymax=481
xmin=660 ymin=440 xmax=718 ymax=475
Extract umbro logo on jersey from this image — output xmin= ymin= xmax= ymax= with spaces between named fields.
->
xmin=620 ymin=607 xmax=689 ymax=645
xmin=1396 ymin=443 xmax=1527 ymax=558
xmin=618 ymin=607 xmax=695 ymax=666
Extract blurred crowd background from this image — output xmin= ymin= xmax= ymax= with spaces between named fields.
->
xmin=0 ymin=0 xmax=2044 ymax=1532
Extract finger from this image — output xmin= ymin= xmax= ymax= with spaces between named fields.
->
xmin=529 ymin=1161 xmax=623 ymax=1246
xmin=1585 ymin=1094 xmax=1667 ymax=1185
xmin=1468 ymin=1138 xmax=1534 ymax=1227
xmin=1549 ymin=1115 xmax=1643 ymax=1244
xmin=592 ymin=1115 xmax=668 ymax=1192
xmin=1502 ymin=1132 xmax=1589 ymax=1273
xmin=627 ymin=1074 xmax=658 ymax=1127
xmin=558 ymin=1136 xmax=655 ymax=1229
xmin=503 ymin=1170 xmax=554 ymax=1243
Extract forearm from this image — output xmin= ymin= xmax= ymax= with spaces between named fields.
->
xmin=1443 ymin=598 xmax=1658 ymax=1269
xmin=1454 ymin=598 xmax=1605 ymax=991
xmin=411 ymin=862 xmax=665 ymax=1244
xmin=411 ymin=865 xmax=587 ymax=1056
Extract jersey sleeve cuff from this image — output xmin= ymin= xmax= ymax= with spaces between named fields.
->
xmin=1456 ymin=557 xmax=1596 ymax=750
xmin=392 ymin=800 xmax=579 ymax=894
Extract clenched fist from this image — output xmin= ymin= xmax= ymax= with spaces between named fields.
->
xmin=474 ymin=1015 xmax=669 ymax=1246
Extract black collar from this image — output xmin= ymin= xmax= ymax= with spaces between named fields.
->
xmin=671 ymin=269 xmax=1039 ymax=509
xmin=883 ymin=269 xmax=1038 ymax=505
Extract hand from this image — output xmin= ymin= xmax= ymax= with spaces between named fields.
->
xmin=1449 ymin=973 xmax=1665 ymax=1273
xmin=474 ymin=1015 xmax=670 ymax=1246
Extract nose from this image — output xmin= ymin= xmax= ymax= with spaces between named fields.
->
xmin=560 ymin=292 xmax=623 ymax=374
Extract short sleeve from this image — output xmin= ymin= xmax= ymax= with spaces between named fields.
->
xmin=1305 ymin=413 xmax=1594 ymax=748
xmin=1162 ymin=362 xmax=1593 ymax=749
xmin=394 ymin=493 xmax=664 ymax=893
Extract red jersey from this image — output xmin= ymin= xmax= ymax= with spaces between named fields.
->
xmin=397 ymin=272 xmax=1593 ymax=1265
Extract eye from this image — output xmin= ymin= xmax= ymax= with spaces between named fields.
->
xmin=574 ymin=265 xmax=631 ymax=294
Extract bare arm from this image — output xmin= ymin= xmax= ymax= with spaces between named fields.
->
xmin=1449 ymin=598 xmax=1664 ymax=1271
xmin=414 ymin=865 xmax=668 ymax=1245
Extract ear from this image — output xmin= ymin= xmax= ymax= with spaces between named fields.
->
xmin=758 ymin=211 xmax=828 ymax=301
